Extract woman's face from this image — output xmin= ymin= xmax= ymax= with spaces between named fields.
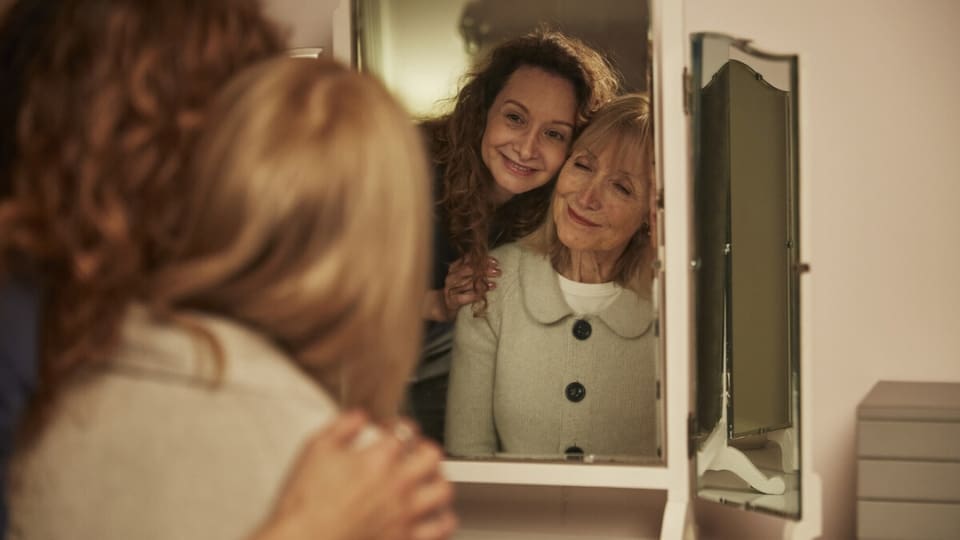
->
xmin=480 ymin=66 xmax=577 ymax=205
xmin=552 ymin=142 xmax=649 ymax=259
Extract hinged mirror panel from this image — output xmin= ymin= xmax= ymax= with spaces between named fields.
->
xmin=690 ymin=32 xmax=802 ymax=519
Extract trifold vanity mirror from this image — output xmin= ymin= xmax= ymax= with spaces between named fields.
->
xmin=337 ymin=0 xmax=807 ymax=534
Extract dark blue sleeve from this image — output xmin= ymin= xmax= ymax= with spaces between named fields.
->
xmin=0 ymin=279 xmax=40 ymax=534
xmin=431 ymin=166 xmax=458 ymax=291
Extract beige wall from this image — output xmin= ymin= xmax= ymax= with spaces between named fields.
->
xmin=266 ymin=0 xmax=960 ymax=537
xmin=262 ymin=0 xmax=341 ymax=50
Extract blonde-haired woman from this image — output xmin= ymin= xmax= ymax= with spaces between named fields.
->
xmin=9 ymin=57 xmax=455 ymax=540
xmin=445 ymin=94 xmax=659 ymax=459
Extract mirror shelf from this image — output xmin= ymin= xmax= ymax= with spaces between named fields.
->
xmin=444 ymin=460 xmax=672 ymax=489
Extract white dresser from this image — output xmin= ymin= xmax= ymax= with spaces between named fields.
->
xmin=857 ymin=381 xmax=960 ymax=539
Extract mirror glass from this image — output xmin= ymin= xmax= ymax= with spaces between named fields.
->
xmin=354 ymin=0 xmax=663 ymax=465
xmin=691 ymin=33 xmax=801 ymax=518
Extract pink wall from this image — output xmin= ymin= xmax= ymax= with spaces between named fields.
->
xmin=262 ymin=0 xmax=340 ymax=50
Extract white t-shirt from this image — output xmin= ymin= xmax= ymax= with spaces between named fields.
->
xmin=557 ymin=274 xmax=623 ymax=315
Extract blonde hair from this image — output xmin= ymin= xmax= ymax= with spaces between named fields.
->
xmin=525 ymin=93 xmax=655 ymax=295
xmin=149 ymin=58 xmax=431 ymax=422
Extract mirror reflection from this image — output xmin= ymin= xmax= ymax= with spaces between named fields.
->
xmin=691 ymin=33 xmax=801 ymax=518
xmin=354 ymin=0 xmax=662 ymax=463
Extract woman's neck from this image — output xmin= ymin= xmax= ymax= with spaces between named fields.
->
xmin=560 ymin=250 xmax=618 ymax=284
xmin=490 ymin=185 xmax=513 ymax=207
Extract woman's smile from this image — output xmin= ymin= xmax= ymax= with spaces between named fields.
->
xmin=567 ymin=205 xmax=600 ymax=227
xmin=501 ymin=153 xmax=537 ymax=176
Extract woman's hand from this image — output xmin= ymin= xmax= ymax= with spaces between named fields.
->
xmin=423 ymin=257 xmax=499 ymax=322
xmin=252 ymin=412 xmax=457 ymax=540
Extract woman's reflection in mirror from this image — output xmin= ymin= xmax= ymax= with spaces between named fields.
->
xmin=445 ymin=94 xmax=659 ymax=459
xmin=411 ymin=28 xmax=621 ymax=443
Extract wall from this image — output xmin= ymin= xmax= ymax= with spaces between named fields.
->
xmin=262 ymin=0 xmax=341 ymax=50
xmin=265 ymin=0 xmax=960 ymax=537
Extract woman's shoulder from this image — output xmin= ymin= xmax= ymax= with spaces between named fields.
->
xmin=106 ymin=305 xmax=337 ymax=407
xmin=489 ymin=242 xmax=526 ymax=268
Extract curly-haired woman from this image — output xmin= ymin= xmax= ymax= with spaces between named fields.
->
xmin=1 ymin=1 xmax=455 ymax=539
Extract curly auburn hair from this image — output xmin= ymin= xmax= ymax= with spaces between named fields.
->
xmin=0 ymin=0 xmax=284 ymax=428
xmin=0 ymin=0 xmax=62 ymax=200
xmin=425 ymin=28 xmax=621 ymax=313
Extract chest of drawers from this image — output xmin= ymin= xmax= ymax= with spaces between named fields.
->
xmin=856 ymin=381 xmax=960 ymax=539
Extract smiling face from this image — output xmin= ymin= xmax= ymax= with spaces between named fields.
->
xmin=480 ymin=66 xmax=577 ymax=205
xmin=553 ymin=140 xmax=650 ymax=265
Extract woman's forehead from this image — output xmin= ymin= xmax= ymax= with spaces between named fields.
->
xmin=577 ymin=137 xmax=649 ymax=176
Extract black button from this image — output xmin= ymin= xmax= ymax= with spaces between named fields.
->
xmin=565 ymin=381 xmax=586 ymax=402
xmin=572 ymin=319 xmax=592 ymax=340
xmin=564 ymin=446 xmax=584 ymax=461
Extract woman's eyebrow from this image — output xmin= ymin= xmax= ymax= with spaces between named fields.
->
xmin=503 ymin=99 xmax=574 ymax=129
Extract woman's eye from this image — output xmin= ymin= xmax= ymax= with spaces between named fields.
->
xmin=614 ymin=183 xmax=632 ymax=195
xmin=545 ymin=129 xmax=567 ymax=143
xmin=505 ymin=112 xmax=524 ymax=125
xmin=574 ymin=161 xmax=592 ymax=171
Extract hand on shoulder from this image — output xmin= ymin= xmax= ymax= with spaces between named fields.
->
xmin=252 ymin=411 xmax=457 ymax=540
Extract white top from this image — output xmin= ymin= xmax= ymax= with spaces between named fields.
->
xmin=557 ymin=274 xmax=624 ymax=315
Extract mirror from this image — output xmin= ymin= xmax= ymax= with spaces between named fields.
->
xmin=690 ymin=33 xmax=801 ymax=518
xmin=353 ymin=0 xmax=663 ymax=465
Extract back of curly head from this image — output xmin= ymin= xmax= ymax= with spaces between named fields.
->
xmin=426 ymin=27 xmax=621 ymax=314
xmin=0 ymin=0 xmax=285 ymax=426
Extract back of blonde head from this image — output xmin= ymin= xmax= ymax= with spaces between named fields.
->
xmin=150 ymin=58 xmax=431 ymax=422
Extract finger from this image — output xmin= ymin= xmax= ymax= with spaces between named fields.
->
xmin=447 ymin=259 xmax=472 ymax=277
xmin=356 ymin=432 xmax=406 ymax=470
xmin=305 ymin=410 xmax=369 ymax=452
xmin=446 ymin=267 xmax=474 ymax=285
xmin=446 ymin=291 xmax=478 ymax=312
xmin=447 ymin=283 xmax=478 ymax=305
xmin=390 ymin=417 xmax=423 ymax=439
xmin=408 ymin=475 xmax=454 ymax=519
xmin=454 ymin=274 xmax=494 ymax=294
xmin=411 ymin=511 xmax=459 ymax=540
xmin=395 ymin=441 xmax=445 ymax=489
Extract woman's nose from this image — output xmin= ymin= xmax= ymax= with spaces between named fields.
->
xmin=515 ymin=128 xmax=538 ymax=160
xmin=576 ymin=181 xmax=601 ymax=210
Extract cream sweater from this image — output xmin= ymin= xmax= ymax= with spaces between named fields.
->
xmin=445 ymin=243 xmax=660 ymax=461
xmin=7 ymin=305 xmax=339 ymax=540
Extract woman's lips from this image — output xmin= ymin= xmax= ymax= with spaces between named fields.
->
xmin=502 ymin=154 xmax=536 ymax=176
xmin=567 ymin=206 xmax=599 ymax=227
